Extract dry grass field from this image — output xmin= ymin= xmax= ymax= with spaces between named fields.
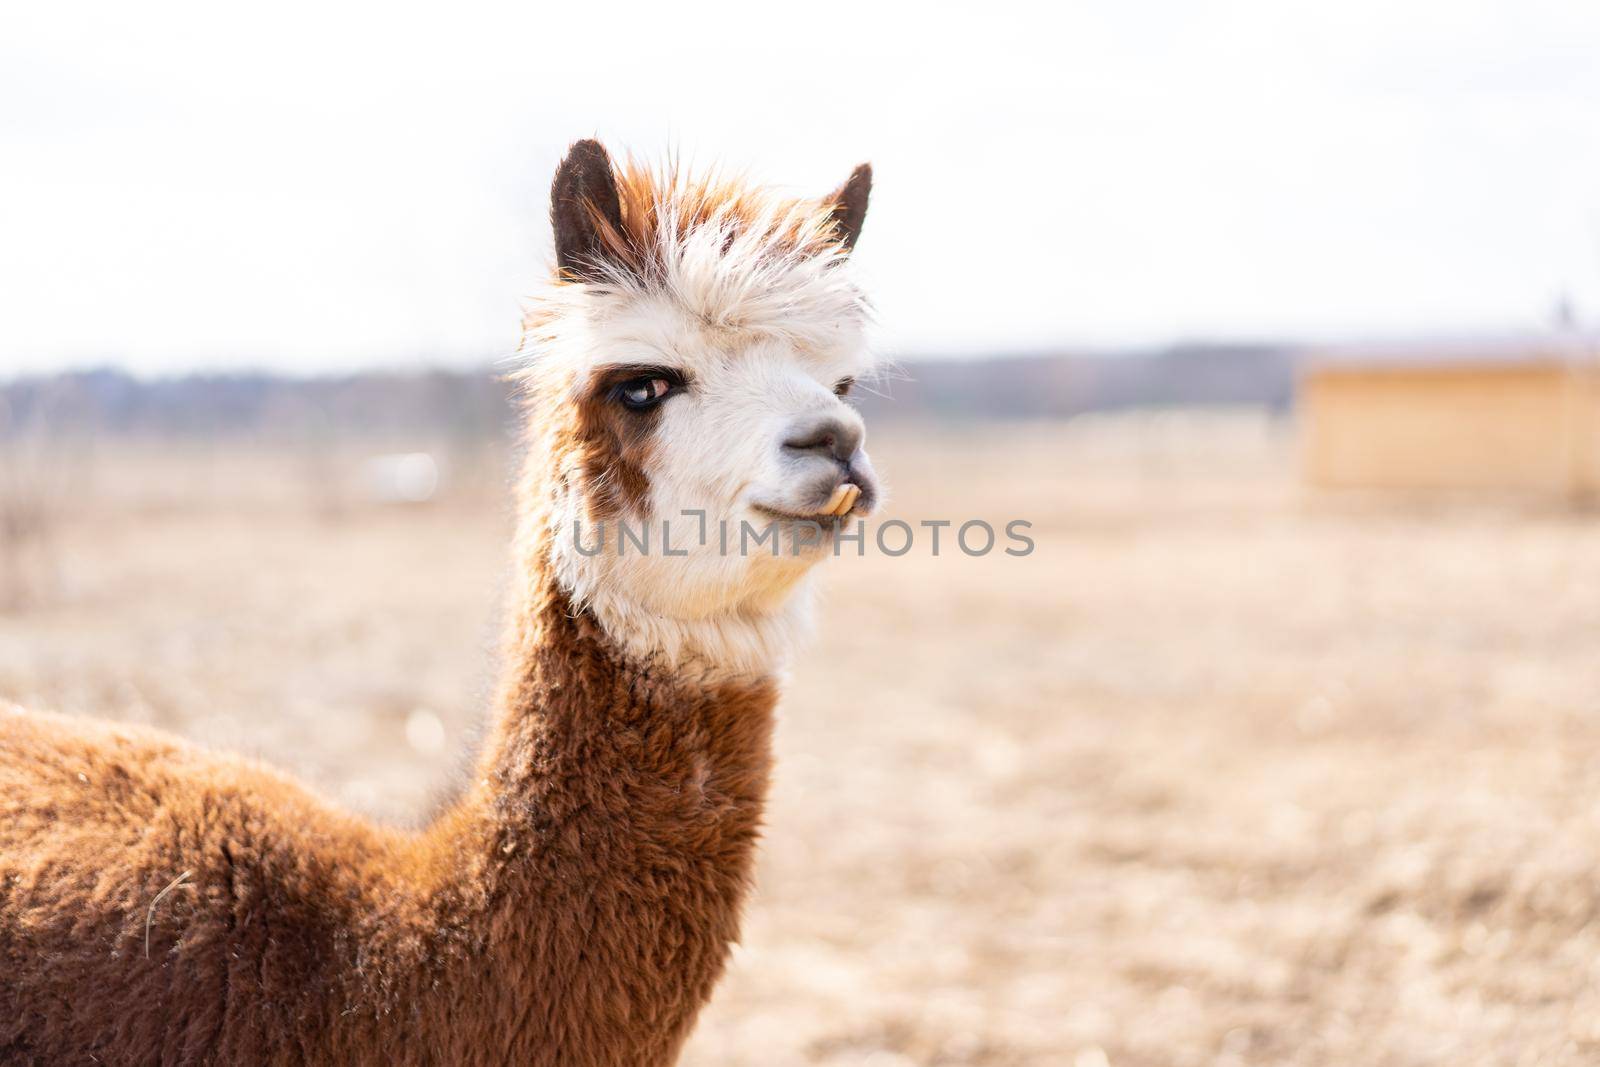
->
xmin=4 ymin=414 xmax=1600 ymax=1066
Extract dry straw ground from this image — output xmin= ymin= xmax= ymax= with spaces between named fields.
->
xmin=3 ymin=414 xmax=1600 ymax=1066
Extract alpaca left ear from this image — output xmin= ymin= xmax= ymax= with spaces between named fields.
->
xmin=826 ymin=163 xmax=872 ymax=253
xmin=551 ymin=139 xmax=626 ymax=280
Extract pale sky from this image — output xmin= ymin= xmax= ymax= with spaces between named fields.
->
xmin=4 ymin=0 xmax=1600 ymax=375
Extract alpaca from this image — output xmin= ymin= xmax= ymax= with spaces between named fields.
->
xmin=0 ymin=139 xmax=879 ymax=1066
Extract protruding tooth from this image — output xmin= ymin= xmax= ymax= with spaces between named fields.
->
xmin=820 ymin=483 xmax=849 ymax=516
xmin=833 ymin=483 xmax=860 ymax=517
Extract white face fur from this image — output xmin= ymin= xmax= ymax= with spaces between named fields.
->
xmin=523 ymin=150 xmax=881 ymax=678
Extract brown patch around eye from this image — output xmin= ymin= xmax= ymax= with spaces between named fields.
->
xmin=569 ymin=368 xmax=666 ymax=519
xmin=833 ymin=377 xmax=855 ymax=397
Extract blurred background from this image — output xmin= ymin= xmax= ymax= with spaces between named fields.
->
xmin=6 ymin=2 xmax=1600 ymax=1064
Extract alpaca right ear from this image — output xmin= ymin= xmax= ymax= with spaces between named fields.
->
xmin=551 ymin=139 xmax=625 ymax=280
xmin=825 ymin=163 xmax=872 ymax=253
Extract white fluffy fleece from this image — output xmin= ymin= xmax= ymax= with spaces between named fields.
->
xmin=518 ymin=187 xmax=880 ymax=679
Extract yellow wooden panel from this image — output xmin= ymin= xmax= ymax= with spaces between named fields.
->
xmin=1300 ymin=364 xmax=1593 ymax=492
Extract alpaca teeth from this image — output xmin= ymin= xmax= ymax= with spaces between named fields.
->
xmin=820 ymin=484 xmax=849 ymax=516
xmin=832 ymin=484 xmax=860 ymax=517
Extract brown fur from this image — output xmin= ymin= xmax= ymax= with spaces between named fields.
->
xmin=0 ymin=150 xmax=827 ymax=1066
xmin=570 ymin=365 xmax=665 ymax=520
xmin=0 ymin=467 xmax=773 ymax=1064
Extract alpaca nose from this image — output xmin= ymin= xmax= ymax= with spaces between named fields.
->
xmin=782 ymin=416 xmax=863 ymax=466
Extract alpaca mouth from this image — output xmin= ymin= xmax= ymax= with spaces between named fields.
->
xmin=819 ymin=482 xmax=862 ymax=517
xmin=750 ymin=483 xmax=863 ymax=523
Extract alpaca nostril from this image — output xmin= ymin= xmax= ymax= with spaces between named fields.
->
xmin=783 ymin=417 xmax=862 ymax=465
xmin=793 ymin=429 xmax=837 ymax=455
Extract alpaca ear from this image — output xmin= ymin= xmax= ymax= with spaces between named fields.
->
xmin=825 ymin=163 xmax=872 ymax=253
xmin=551 ymin=139 xmax=626 ymax=280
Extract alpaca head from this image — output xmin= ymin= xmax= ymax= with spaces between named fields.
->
xmin=518 ymin=140 xmax=881 ymax=675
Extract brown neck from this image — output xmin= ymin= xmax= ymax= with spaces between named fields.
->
xmin=439 ymin=521 xmax=777 ymax=1066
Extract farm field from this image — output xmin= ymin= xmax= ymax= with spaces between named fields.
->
xmin=3 ymin=415 xmax=1600 ymax=1066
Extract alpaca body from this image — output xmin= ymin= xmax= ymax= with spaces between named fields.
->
xmin=1 ymin=585 xmax=774 ymax=1065
xmin=0 ymin=140 xmax=877 ymax=1064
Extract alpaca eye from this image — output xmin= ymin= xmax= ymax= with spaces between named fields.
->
xmin=617 ymin=376 xmax=674 ymax=410
xmin=833 ymin=377 xmax=855 ymax=397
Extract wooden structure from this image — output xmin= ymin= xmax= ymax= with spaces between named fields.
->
xmin=1300 ymin=339 xmax=1600 ymax=497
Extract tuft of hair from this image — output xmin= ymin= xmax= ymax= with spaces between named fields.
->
xmin=586 ymin=155 xmax=861 ymax=280
xmin=523 ymin=142 xmax=872 ymax=358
